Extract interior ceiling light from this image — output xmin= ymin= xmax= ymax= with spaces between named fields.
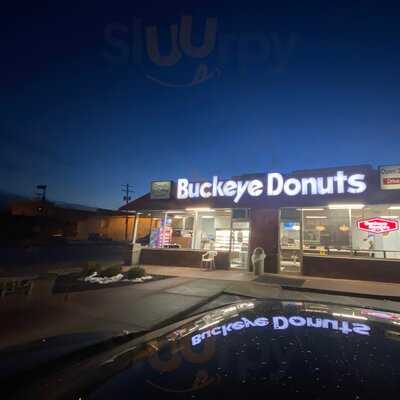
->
xmin=315 ymin=224 xmax=326 ymax=231
xmin=328 ymin=204 xmax=365 ymax=210
xmin=305 ymin=216 xmax=327 ymax=219
xmin=186 ymin=207 xmax=215 ymax=212
xmin=339 ymin=224 xmax=350 ymax=232
xmin=296 ymin=208 xmax=325 ymax=211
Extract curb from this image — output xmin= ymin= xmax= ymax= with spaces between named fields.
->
xmin=281 ymin=285 xmax=400 ymax=302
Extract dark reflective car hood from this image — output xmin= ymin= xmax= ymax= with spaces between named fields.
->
xmin=9 ymin=300 xmax=400 ymax=399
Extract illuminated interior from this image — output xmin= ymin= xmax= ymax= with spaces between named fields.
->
xmin=280 ymin=204 xmax=400 ymax=274
xmin=138 ymin=208 xmax=250 ymax=268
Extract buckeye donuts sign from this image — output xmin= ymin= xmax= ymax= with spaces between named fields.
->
xmin=357 ymin=217 xmax=399 ymax=234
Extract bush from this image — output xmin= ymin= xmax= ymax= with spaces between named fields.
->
xmin=126 ymin=266 xmax=146 ymax=279
xmin=82 ymin=261 xmax=102 ymax=276
xmin=98 ymin=265 xmax=122 ymax=278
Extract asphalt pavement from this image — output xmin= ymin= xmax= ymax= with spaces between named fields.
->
xmin=0 ymin=275 xmax=228 ymax=350
xmin=1 ymin=268 xmax=400 ymax=353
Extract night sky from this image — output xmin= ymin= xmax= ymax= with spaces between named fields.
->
xmin=1 ymin=1 xmax=400 ymax=209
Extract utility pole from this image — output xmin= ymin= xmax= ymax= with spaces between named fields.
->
xmin=36 ymin=185 xmax=47 ymax=202
xmin=121 ymin=184 xmax=134 ymax=241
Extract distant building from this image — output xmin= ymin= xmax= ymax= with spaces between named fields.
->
xmin=5 ymin=198 xmax=136 ymax=243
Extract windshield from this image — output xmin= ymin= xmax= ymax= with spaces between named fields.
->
xmin=1 ymin=2 xmax=400 ymax=398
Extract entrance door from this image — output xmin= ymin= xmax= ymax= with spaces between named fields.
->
xmin=230 ymin=221 xmax=250 ymax=269
xmin=279 ymin=208 xmax=302 ymax=274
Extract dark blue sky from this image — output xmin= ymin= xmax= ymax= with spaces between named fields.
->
xmin=1 ymin=1 xmax=400 ymax=208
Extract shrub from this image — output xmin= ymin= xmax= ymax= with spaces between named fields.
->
xmin=82 ymin=261 xmax=102 ymax=276
xmin=126 ymin=266 xmax=146 ymax=279
xmin=98 ymin=265 xmax=122 ymax=278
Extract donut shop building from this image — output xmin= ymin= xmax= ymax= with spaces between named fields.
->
xmin=121 ymin=165 xmax=400 ymax=283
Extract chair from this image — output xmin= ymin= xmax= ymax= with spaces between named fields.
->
xmin=202 ymin=251 xmax=218 ymax=271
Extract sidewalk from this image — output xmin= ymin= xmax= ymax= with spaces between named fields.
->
xmin=255 ymin=272 xmax=400 ymax=301
xmin=143 ymin=265 xmax=400 ymax=301
xmin=143 ymin=265 xmax=254 ymax=281
xmin=142 ymin=265 xmax=400 ymax=314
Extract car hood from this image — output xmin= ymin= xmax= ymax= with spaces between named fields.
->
xmin=7 ymin=300 xmax=400 ymax=399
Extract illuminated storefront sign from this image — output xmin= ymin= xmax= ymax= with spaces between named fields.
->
xmin=177 ymin=171 xmax=367 ymax=204
xmin=191 ymin=315 xmax=371 ymax=346
xmin=357 ymin=217 xmax=399 ymax=234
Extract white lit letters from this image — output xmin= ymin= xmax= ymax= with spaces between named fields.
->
xmin=177 ymin=171 xmax=367 ymax=203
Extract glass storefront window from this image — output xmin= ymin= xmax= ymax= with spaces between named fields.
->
xmin=145 ymin=209 xmax=234 ymax=250
xmin=230 ymin=220 xmax=250 ymax=268
xmin=303 ymin=208 xmax=351 ymax=254
xmin=280 ymin=208 xmax=301 ymax=249
xmin=280 ymin=204 xmax=400 ymax=263
xmin=279 ymin=208 xmax=301 ymax=273
xmin=148 ymin=211 xmax=195 ymax=248
xmin=351 ymin=205 xmax=400 ymax=259
xmin=139 ymin=208 xmax=251 ymax=269
xmin=193 ymin=210 xmax=232 ymax=250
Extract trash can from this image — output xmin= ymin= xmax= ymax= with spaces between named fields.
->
xmin=131 ymin=243 xmax=142 ymax=266
xmin=251 ymin=247 xmax=266 ymax=276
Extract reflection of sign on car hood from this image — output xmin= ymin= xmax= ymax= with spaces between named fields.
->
xmin=191 ymin=315 xmax=371 ymax=346
xmin=357 ymin=218 xmax=399 ymax=234
xmin=360 ymin=310 xmax=400 ymax=321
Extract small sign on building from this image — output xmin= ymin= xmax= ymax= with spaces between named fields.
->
xmin=150 ymin=181 xmax=172 ymax=200
xmin=380 ymin=165 xmax=400 ymax=190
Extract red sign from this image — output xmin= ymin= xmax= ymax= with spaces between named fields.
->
xmin=357 ymin=218 xmax=399 ymax=234
xmin=383 ymin=177 xmax=400 ymax=185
